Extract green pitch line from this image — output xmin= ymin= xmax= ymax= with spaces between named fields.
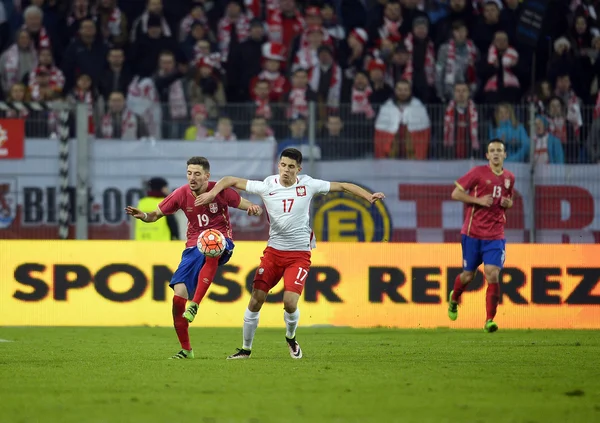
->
xmin=0 ymin=327 xmax=599 ymax=423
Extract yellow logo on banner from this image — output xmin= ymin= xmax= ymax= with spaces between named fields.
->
xmin=312 ymin=184 xmax=392 ymax=242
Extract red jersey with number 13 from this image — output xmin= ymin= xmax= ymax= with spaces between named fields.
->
xmin=158 ymin=182 xmax=241 ymax=247
xmin=455 ymin=165 xmax=515 ymax=240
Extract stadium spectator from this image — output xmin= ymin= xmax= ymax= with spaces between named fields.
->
xmin=130 ymin=0 xmax=172 ymax=43
xmin=97 ymin=0 xmax=129 ymax=48
xmin=368 ymin=0 xmax=410 ymax=47
xmin=29 ymin=66 xmax=61 ymax=101
xmin=293 ymin=25 xmax=326 ymax=71
xmin=345 ymin=70 xmax=376 ymax=119
xmin=553 ymin=74 xmax=583 ymax=141
xmin=209 ymin=116 xmax=237 ymax=141
xmin=403 ymin=16 xmax=436 ymax=103
xmin=533 ymin=115 xmax=565 ymax=165
xmin=320 ymin=3 xmax=345 ymax=48
xmin=153 ymin=51 xmax=189 ymax=139
xmin=285 ymin=68 xmax=317 ymax=119
xmin=499 ymin=0 xmax=522 ymax=44
xmin=61 ymin=18 xmax=108 ymax=92
xmin=251 ymin=42 xmax=288 ymax=103
xmin=98 ymin=47 xmax=132 ymax=101
xmin=374 ymin=79 xmax=431 ymax=159
xmin=0 ymin=29 xmax=36 ymax=95
xmin=67 ymin=73 xmax=100 ymax=135
xmin=178 ymin=1 xmax=209 ymax=42
xmin=366 ymin=59 xmax=393 ymax=110
xmin=184 ymin=104 xmax=213 ymax=141
xmin=249 ymin=116 xmax=276 ymax=141
xmin=218 ymin=0 xmax=251 ymax=102
xmin=188 ymin=57 xmax=226 ymax=121
xmin=433 ymin=0 xmax=476 ymax=48
xmin=130 ymin=14 xmax=179 ymax=78
xmin=338 ymin=27 xmax=368 ymax=84
xmin=99 ymin=91 xmax=149 ymax=140
xmin=319 ymin=114 xmax=363 ymax=159
xmin=266 ymin=0 xmax=305 ymax=48
xmin=308 ymin=44 xmax=342 ymax=113
xmin=547 ymin=37 xmax=580 ymax=96
xmin=547 ymin=96 xmax=581 ymax=163
xmin=569 ymin=14 xmax=596 ymax=103
xmin=230 ymin=18 xmax=266 ymax=102
xmin=442 ymin=82 xmax=480 ymax=159
xmin=471 ymin=0 xmax=504 ymax=55
xmin=21 ymin=5 xmax=53 ymax=52
xmin=489 ymin=103 xmax=529 ymax=162
xmin=480 ymin=30 xmax=522 ymax=104
xmin=435 ymin=20 xmax=478 ymax=103
xmin=277 ymin=116 xmax=321 ymax=159
xmin=61 ymin=0 xmax=97 ymax=46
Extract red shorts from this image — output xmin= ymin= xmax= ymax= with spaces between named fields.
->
xmin=253 ymin=247 xmax=312 ymax=295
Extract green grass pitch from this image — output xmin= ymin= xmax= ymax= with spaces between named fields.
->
xmin=0 ymin=327 xmax=599 ymax=423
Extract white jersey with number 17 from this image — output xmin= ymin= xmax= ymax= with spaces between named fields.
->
xmin=246 ymin=174 xmax=331 ymax=252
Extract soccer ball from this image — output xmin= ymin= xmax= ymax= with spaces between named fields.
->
xmin=198 ymin=229 xmax=226 ymax=258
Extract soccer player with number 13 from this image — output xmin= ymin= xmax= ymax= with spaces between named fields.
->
xmin=448 ymin=139 xmax=515 ymax=332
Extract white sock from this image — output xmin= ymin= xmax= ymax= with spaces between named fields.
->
xmin=284 ymin=309 xmax=300 ymax=339
xmin=242 ymin=308 xmax=260 ymax=350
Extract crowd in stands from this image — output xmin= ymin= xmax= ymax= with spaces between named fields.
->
xmin=1 ymin=0 xmax=600 ymax=163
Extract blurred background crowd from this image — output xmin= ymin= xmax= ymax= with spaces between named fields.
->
xmin=1 ymin=0 xmax=599 ymax=163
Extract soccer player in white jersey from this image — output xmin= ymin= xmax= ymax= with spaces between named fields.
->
xmin=193 ymin=148 xmax=385 ymax=359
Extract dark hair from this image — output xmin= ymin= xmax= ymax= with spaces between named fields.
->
xmin=452 ymin=20 xmax=466 ymax=31
xmin=187 ymin=156 xmax=210 ymax=171
xmin=280 ymin=148 xmax=303 ymax=165
xmin=487 ymin=138 xmax=506 ymax=151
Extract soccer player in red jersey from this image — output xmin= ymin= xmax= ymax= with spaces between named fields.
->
xmin=195 ymin=148 xmax=385 ymax=359
xmin=125 ymin=157 xmax=262 ymax=359
xmin=448 ymin=139 xmax=515 ymax=332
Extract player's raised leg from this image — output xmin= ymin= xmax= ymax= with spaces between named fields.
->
xmin=184 ymin=240 xmax=235 ymax=323
xmin=183 ymin=257 xmax=218 ymax=323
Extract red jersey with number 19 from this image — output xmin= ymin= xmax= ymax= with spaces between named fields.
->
xmin=158 ymin=182 xmax=241 ymax=247
xmin=455 ymin=165 xmax=515 ymax=240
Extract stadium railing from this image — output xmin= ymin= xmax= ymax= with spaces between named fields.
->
xmin=1 ymin=101 xmax=599 ymax=243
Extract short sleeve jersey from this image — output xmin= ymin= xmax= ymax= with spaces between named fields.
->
xmin=246 ymin=174 xmax=330 ymax=251
xmin=158 ymin=182 xmax=241 ymax=247
xmin=455 ymin=165 xmax=515 ymax=240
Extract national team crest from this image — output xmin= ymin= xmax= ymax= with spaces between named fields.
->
xmin=296 ymin=186 xmax=306 ymax=197
xmin=504 ymin=179 xmax=510 ymax=189
xmin=209 ymin=202 xmax=218 ymax=213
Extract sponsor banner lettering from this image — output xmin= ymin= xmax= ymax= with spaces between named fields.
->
xmin=1 ymin=241 xmax=599 ymax=328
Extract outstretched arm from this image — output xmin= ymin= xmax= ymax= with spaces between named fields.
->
xmin=451 ymin=186 xmax=491 ymax=207
xmin=125 ymin=206 xmax=165 ymax=223
xmin=195 ymin=176 xmax=249 ymax=206
xmin=237 ymin=197 xmax=263 ymax=216
xmin=329 ymin=182 xmax=385 ymax=204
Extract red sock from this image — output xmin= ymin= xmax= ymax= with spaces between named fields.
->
xmin=172 ymin=295 xmax=191 ymax=350
xmin=486 ymin=283 xmax=500 ymax=320
xmin=192 ymin=257 xmax=219 ymax=304
xmin=451 ymin=274 xmax=468 ymax=302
